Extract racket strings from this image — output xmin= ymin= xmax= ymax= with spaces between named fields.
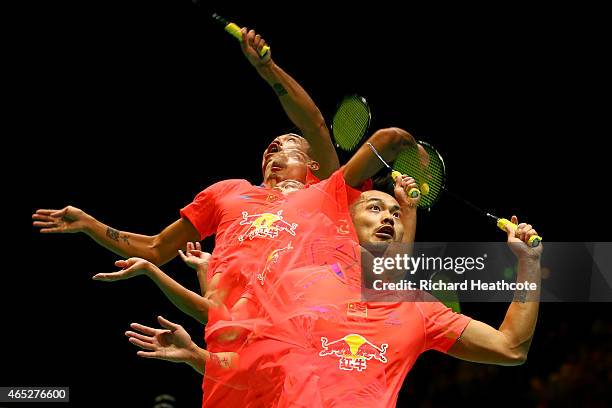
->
xmin=393 ymin=144 xmax=445 ymax=209
xmin=332 ymin=97 xmax=370 ymax=151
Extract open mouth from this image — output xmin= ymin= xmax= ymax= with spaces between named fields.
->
xmin=267 ymin=142 xmax=281 ymax=154
xmin=375 ymin=225 xmax=395 ymax=240
xmin=269 ymin=158 xmax=285 ymax=173
xmin=263 ymin=143 xmax=283 ymax=168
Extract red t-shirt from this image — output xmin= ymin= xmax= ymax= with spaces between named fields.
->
xmin=181 ymin=178 xmax=293 ymax=307
xmin=179 ymin=171 xmax=325 ymax=307
xmin=180 ymin=169 xmax=363 ymax=407
xmin=193 ymin=170 xmax=470 ymax=407
xmin=240 ymin=264 xmax=471 ymax=407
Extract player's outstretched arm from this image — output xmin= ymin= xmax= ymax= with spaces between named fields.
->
xmin=448 ymin=217 xmax=542 ymax=365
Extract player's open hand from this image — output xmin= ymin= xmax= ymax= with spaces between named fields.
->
xmin=178 ymin=242 xmax=211 ymax=271
xmin=92 ymin=258 xmax=153 ymax=282
xmin=126 ymin=316 xmax=196 ymax=364
xmin=32 ymin=206 xmax=91 ymax=234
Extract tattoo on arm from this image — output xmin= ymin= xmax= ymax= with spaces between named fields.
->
xmin=272 ymin=83 xmax=288 ymax=96
xmin=513 ymin=290 xmax=527 ymax=303
xmin=106 ymin=227 xmax=120 ymax=241
xmin=210 ymin=353 xmax=230 ymax=369
xmin=106 ymin=228 xmax=130 ymax=245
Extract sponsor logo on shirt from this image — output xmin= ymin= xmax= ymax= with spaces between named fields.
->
xmin=319 ymin=334 xmax=388 ymax=372
xmin=257 ymin=241 xmax=294 ymax=285
xmin=238 ymin=210 xmax=298 ymax=242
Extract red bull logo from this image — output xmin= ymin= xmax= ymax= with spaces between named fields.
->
xmin=238 ymin=210 xmax=298 ymax=242
xmin=257 ymin=241 xmax=294 ymax=285
xmin=319 ymin=334 xmax=388 ymax=372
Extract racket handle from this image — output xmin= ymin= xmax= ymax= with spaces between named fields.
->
xmin=497 ymin=218 xmax=542 ymax=248
xmin=224 ymin=22 xmax=271 ymax=59
xmin=391 ymin=171 xmax=420 ymax=199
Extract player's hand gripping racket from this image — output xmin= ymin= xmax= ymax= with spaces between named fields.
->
xmin=488 ymin=214 xmax=543 ymax=247
xmin=372 ymin=137 xmax=543 ymax=246
xmin=212 ymin=13 xmax=270 ymax=59
xmin=366 ymin=142 xmax=422 ymax=200
xmin=394 ymin=142 xmax=542 ymax=246
xmin=391 ymin=141 xmax=447 ymax=207
xmin=332 ymin=95 xmax=371 ymax=151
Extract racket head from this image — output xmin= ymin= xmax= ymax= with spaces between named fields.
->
xmin=331 ymin=95 xmax=371 ymax=151
xmin=392 ymin=141 xmax=446 ymax=209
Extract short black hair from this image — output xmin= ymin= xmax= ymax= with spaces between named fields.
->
xmin=371 ymin=167 xmax=395 ymax=196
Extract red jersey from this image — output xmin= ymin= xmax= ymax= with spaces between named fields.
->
xmin=232 ymin=263 xmax=471 ymax=407
xmin=180 ymin=169 xmax=364 ymax=407
xmin=193 ymin=169 xmax=470 ymax=407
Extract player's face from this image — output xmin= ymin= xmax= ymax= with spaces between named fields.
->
xmin=263 ymin=150 xmax=311 ymax=185
xmin=273 ymin=179 xmax=305 ymax=195
xmin=351 ymin=191 xmax=404 ymax=243
xmin=262 ymin=134 xmax=309 ymax=175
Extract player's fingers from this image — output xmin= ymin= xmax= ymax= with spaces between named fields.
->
xmin=240 ymin=27 xmax=247 ymax=42
xmin=521 ymin=224 xmax=533 ymax=242
xmin=128 ymin=337 xmax=156 ymax=351
xmin=137 ymin=351 xmax=164 ymax=359
xmin=33 ymin=221 xmax=57 ymax=228
xmin=525 ymin=229 xmax=538 ymax=243
xmin=130 ymin=323 xmax=159 ymax=336
xmin=247 ymin=29 xmax=256 ymax=47
xmin=92 ymin=272 xmax=123 ymax=281
xmin=35 ymin=209 xmax=58 ymax=216
xmin=40 ymin=227 xmax=63 ymax=233
xmin=157 ymin=315 xmax=181 ymax=331
xmin=401 ymin=176 xmax=415 ymax=184
xmin=50 ymin=208 xmax=68 ymax=218
xmin=32 ymin=213 xmax=55 ymax=222
xmin=114 ymin=260 xmax=129 ymax=268
xmin=125 ymin=331 xmax=154 ymax=344
xmin=258 ymin=39 xmax=268 ymax=53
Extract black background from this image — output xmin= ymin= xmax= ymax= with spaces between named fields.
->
xmin=5 ymin=0 xmax=610 ymax=407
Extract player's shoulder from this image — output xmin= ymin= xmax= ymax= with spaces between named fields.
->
xmin=204 ymin=178 xmax=254 ymax=191
xmin=190 ymin=179 xmax=255 ymax=200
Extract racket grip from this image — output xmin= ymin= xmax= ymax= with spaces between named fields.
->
xmin=225 ymin=22 xmax=271 ymax=59
xmin=497 ymin=218 xmax=542 ymax=248
xmin=391 ymin=171 xmax=420 ymax=199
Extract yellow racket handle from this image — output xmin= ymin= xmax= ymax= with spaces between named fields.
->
xmin=391 ymin=171 xmax=420 ymax=199
xmin=225 ymin=23 xmax=271 ymax=58
xmin=497 ymin=218 xmax=542 ymax=247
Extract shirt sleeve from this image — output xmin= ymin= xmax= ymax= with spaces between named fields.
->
xmin=318 ymin=166 xmax=370 ymax=208
xmin=417 ymin=297 xmax=472 ymax=353
xmin=180 ymin=179 xmax=242 ymax=240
